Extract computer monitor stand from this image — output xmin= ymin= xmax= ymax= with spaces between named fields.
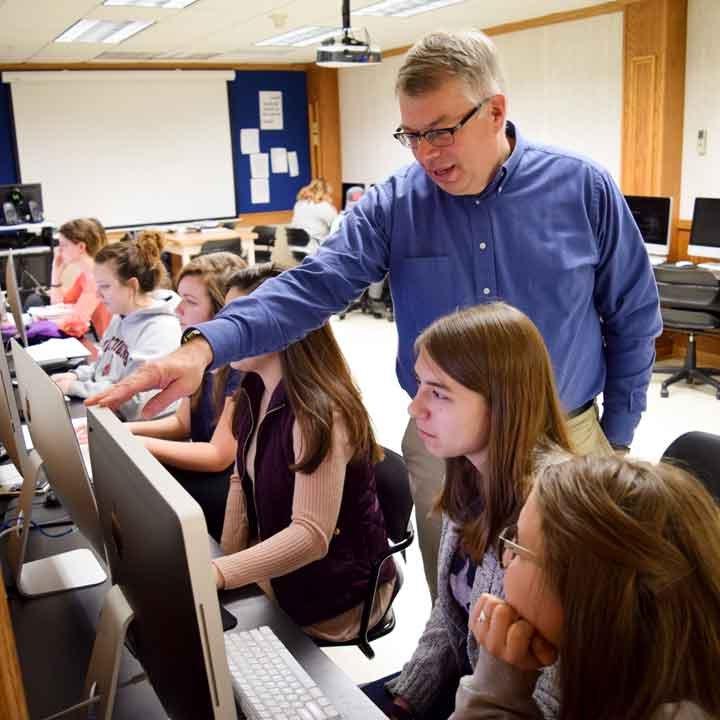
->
xmin=82 ymin=584 xmax=136 ymax=720
xmin=6 ymin=450 xmax=107 ymax=597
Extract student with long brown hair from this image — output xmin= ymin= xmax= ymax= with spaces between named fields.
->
xmin=384 ymin=302 xmax=573 ymax=720
xmin=126 ymin=252 xmax=246 ymax=540
xmin=47 ymin=217 xmax=111 ymax=338
xmin=211 ymin=263 xmax=395 ymax=640
xmin=459 ymin=455 xmax=720 ymax=720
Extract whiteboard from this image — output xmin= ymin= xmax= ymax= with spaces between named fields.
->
xmin=3 ymin=70 xmax=237 ymax=227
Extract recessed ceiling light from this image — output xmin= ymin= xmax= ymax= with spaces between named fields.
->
xmin=103 ymin=0 xmax=198 ymax=8
xmin=354 ymin=0 xmax=465 ymax=17
xmin=255 ymin=26 xmax=339 ymax=48
xmin=55 ymin=19 xmax=155 ymax=44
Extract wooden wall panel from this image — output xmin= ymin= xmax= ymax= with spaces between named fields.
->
xmin=625 ymin=55 xmax=658 ymax=194
xmin=622 ymin=0 xmax=687 ymax=259
xmin=0 ymin=574 xmax=29 ymax=720
xmin=304 ymin=67 xmax=342 ymax=210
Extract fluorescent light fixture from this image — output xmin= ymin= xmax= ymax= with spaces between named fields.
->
xmin=104 ymin=0 xmax=198 ymax=7
xmin=354 ymin=0 xmax=464 ymax=16
xmin=55 ymin=19 xmax=154 ymax=44
xmin=256 ymin=26 xmax=339 ymax=48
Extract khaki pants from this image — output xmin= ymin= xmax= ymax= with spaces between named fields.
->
xmin=401 ymin=402 xmax=612 ymax=604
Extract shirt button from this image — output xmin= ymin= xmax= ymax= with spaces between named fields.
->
xmin=479 ymin=242 xmax=486 ymax=250
xmin=483 ymin=288 xmax=491 ymax=295
xmin=474 ymin=199 xmax=480 ymax=206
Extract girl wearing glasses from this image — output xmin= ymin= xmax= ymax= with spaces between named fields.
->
xmin=385 ymin=302 xmax=572 ymax=720
xmin=456 ymin=455 xmax=719 ymax=720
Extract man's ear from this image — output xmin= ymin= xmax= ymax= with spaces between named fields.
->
xmin=488 ymin=94 xmax=507 ymax=130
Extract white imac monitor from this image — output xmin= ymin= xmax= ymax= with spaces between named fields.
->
xmin=86 ymin=406 xmax=235 ymax=720
xmin=688 ymin=197 xmax=720 ymax=260
xmin=624 ymin=195 xmax=672 ymax=257
xmin=10 ymin=339 xmax=106 ymax=595
xmin=4 ymin=250 xmax=28 ymax=347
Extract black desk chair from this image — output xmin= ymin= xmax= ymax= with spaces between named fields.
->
xmin=316 ymin=447 xmax=414 ymax=659
xmin=285 ymin=227 xmax=312 ymax=263
xmin=661 ymin=431 xmax=720 ymax=501
xmin=653 ymin=265 xmax=720 ymax=399
xmin=199 ymin=238 xmax=244 ymax=259
xmin=252 ymin=225 xmax=276 ymax=263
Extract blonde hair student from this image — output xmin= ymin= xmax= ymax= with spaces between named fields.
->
xmin=126 ymin=251 xmax=246 ymax=540
xmin=384 ymin=302 xmax=572 ymax=720
xmin=49 ymin=217 xmax=111 ymax=338
xmin=290 ymin=177 xmax=338 ymax=245
xmin=51 ymin=231 xmax=181 ymax=421
xmin=457 ymin=455 xmax=720 ymax=720
xmin=212 ymin=262 xmax=395 ymax=641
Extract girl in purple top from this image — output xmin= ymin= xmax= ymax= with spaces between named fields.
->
xmin=126 ymin=252 xmax=246 ymax=540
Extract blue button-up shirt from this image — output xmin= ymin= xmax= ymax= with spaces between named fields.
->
xmin=200 ymin=122 xmax=661 ymax=445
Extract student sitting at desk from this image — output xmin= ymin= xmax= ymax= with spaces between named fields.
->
xmin=51 ymin=232 xmax=181 ymax=421
xmin=453 ymin=455 xmax=720 ymax=720
xmin=48 ymin=218 xmax=111 ymax=339
xmin=290 ymin=178 xmax=338 ymax=248
xmin=125 ymin=252 xmax=246 ymax=541
xmin=212 ymin=263 xmax=396 ymax=641
xmin=383 ymin=303 xmax=573 ymax=720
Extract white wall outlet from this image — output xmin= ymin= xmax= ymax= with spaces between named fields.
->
xmin=697 ymin=128 xmax=708 ymax=155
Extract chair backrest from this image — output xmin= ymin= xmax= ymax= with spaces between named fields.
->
xmin=374 ymin=447 xmax=413 ymax=544
xmin=199 ymin=238 xmax=243 ymax=257
xmin=661 ymin=431 xmax=720 ymax=501
xmin=251 ymin=225 xmax=276 ymax=247
xmin=285 ymin=227 xmax=311 ymax=248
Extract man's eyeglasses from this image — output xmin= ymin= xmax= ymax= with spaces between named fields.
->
xmin=497 ymin=524 xmax=540 ymax=569
xmin=393 ymin=96 xmax=492 ymax=149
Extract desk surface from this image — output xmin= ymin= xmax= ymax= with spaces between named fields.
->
xmin=6 ymin=527 xmax=386 ymax=720
xmin=0 ymin=223 xmax=55 ymax=233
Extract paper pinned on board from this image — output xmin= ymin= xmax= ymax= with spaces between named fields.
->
xmin=287 ymin=151 xmax=299 ymax=177
xmin=250 ymin=178 xmax=270 ymax=204
xmin=250 ymin=152 xmax=269 ymax=179
xmin=240 ymin=128 xmax=260 ymax=155
xmin=259 ymin=91 xmax=283 ymax=130
xmin=270 ymin=147 xmax=288 ymax=173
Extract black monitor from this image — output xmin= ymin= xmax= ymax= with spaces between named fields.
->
xmin=0 ymin=183 xmax=44 ymax=225
xmin=624 ymin=195 xmax=672 ymax=256
xmin=688 ymin=197 xmax=720 ymax=261
xmin=86 ymin=406 xmax=235 ymax=719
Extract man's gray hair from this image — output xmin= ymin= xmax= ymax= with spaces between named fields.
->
xmin=396 ymin=30 xmax=505 ymax=100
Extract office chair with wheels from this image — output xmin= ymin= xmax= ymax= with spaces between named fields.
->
xmin=661 ymin=431 xmax=720 ymax=501
xmin=315 ymin=447 xmax=414 ymax=659
xmin=285 ymin=227 xmax=312 ymax=263
xmin=252 ymin=225 xmax=276 ymax=263
xmin=653 ymin=265 xmax=720 ymax=399
xmin=199 ymin=238 xmax=245 ymax=259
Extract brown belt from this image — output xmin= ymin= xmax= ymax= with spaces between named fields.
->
xmin=567 ymin=399 xmax=594 ymax=419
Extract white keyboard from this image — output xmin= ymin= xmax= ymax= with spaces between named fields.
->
xmin=224 ymin=625 xmax=341 ymax=720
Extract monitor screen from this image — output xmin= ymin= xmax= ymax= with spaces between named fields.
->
xmin=0 ymin=183 xmax=43 ymax=225
xmin=11 ymin=340 xmax=105 ymax=562
xmin=624 ymin=195 xmax=671 ymax=256
xmin=87 ymin=406 xmax=235 ymax=720
xmin=4 ymin=251 xmax=28 ymax=347
xmin=688 ymin=197 xmax=720 ymax=261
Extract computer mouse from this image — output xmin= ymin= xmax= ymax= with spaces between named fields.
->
xmin=675 ymin=261 xmax=694 ymax=267
xmin=43 ymin=489 xmax=62 ymax=508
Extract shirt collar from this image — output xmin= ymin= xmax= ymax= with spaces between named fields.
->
xmin=474 ymin=120 xmax=524 ymax=198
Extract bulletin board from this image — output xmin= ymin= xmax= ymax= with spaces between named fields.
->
xmin=227 ymin=71 xmax=311 ymax=214
xmin=0 ymin=82 xmax=18 ymax=185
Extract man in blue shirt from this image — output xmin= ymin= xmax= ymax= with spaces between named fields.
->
xmin=90 ymin=30 xmax=661 ymax=607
